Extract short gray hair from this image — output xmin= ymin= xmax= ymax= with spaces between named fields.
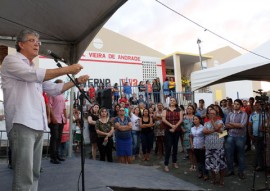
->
xmin=15 ymin=29 xmax=39 ymax=52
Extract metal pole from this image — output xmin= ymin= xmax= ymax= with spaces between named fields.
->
xmin=197 ymin=39 xmax=203 ymax=70
xmin=68 ymin=87 xmax=74 ymax=158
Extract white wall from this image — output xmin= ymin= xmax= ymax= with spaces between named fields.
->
xmin=194 ymin=93 xmax=213 ymax=107
xmin=225 ymin=81 xmax=253 ymax=100
xmin=39 ymin=51 xmax=163 ymax=90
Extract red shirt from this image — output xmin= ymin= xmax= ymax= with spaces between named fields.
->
xmin=163 ymin=108 xmax=181 ymax=131
xmin=118 ymin=97 xmax=129 ymax=107
xmin=43 ymin=92 xmax=49 ymax=104
xmin=88 ymin=87 xmax=95 ymax=99
xmin=61 ymin=120 xmax=70 ymax=143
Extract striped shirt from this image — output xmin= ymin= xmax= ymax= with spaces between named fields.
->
xmin=225 ymin=110 xmax=248 ymax=137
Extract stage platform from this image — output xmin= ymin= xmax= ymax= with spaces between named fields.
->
xmin=0 ymin=158 xmax=204 ymax=191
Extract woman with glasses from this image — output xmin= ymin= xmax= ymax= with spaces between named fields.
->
xmin=162 ymin=97 xmax=183 ymax=172
xmin=95 ymin=107 xmax=114 ymax=162
xmin=114 ymin=107 xmax=132 ymax=164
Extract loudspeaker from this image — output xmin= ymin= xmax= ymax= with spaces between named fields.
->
xmin=96 ymin=89 xmax=112 ymax=109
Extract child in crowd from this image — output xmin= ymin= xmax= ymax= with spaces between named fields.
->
xmin=190 ymin=115 xmax=208 ymax=180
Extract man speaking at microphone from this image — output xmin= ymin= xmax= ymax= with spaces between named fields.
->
xmin=1 ymin=29 xmax=89 ymax=191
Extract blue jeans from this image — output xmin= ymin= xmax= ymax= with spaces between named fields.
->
xmin=9 ymin=124 xmax=43 ymax=191
xmin=131 ymin=131 xmax=141 ymax=156
xmin=164 ymin=130 xmax=180 ymax=166
xmin=225 ymin=135 xmax=246 ymax=173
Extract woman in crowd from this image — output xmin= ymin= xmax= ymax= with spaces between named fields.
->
xmin=149 ymin=106 xmax=155 ymax=118
xmin=73 ymin=108 xmax=81 ymax=153
xmin=130 ymin=106 xmax=141 ymax=160
xmin=154 ymin=103 xmax=165 ymax=158
xmin=111 ymin=104 xmax=120 ymax=121
xmin=178 ymin=105 xmax=185 ymax=152
xmin=140 ymin=108 xmax=154 ymax=161
xmin=114 ymin=107 xmax=133 ymax=164
xmin=163 ymin=78 xmax=169 ymax=101
xmin=204 ymin=105 xmax=215 ymax=124
xmin=88 ymin=84 xmax=96 ymax=100
xmin=118 ymin=93 xmax=129 ymax=108
xmin=162 ymin=97 xmax=183 ymax=172
xmin=88 ymin=104 xmax=100 ymax=160
xmin=73 ymin=99 xmax=80 ymax=109
xmin=168 ymin=77 xmax=175 ymax=96
xmin=152 ymin=79 xmax=160 ymax=103
xmin=182 ymin=105 xmax=196 ymax=170
xmin=145 ymin=80 xmax=153 ymax=102
xmin=213 ymin=104 xmax=226 ymax=123
xmin=149 ymin=106 xmax=155 ymax=151
xmin=129 ymin=92 xmax=138 ymax=106
xmin=138 ymin=81 xmax=146 ymax=96
xmin=203 ymin=109 xmax=226 ymax=186
xmin=138 ymin=102 xmax=146 ymax=117
xmin=95 ymin=107 xmax=114 ymax=162
xmin=112 ymin=83 xmax=120 ymax=103
xmin=190 ymin=115 xmax=208 ymax=180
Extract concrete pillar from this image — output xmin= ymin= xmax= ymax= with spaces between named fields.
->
xmin=173 ymin=54 xmax=182 ymax=92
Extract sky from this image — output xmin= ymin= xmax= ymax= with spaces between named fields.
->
xmin=105 ymin=0 xmax=270 ymax=55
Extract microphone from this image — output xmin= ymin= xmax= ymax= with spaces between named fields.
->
xmin=47 ymin=50 xmax=66 ymax=63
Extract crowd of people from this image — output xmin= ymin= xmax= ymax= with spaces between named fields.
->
xmin=70 ymin=89 xmax=269 ymax=188
xmin=3 ymin=28 xmax=268 ymax=191
xmin=84 ymin=76 xmax=178 ymax=105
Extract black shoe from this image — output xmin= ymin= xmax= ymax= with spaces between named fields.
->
xmin=238 ymin=172 xmax=246 ymax=180
xmin=57 ymin=157 xmax=65 ymax=161
xmin=225 ymin=171 xmax=234 ymax=177
xmin=50 ymin=159 xmax=61 ymax=164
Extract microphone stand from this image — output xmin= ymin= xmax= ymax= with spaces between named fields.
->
xmin=54 ymin=58 xmax=90 ymax=191
xmin=251 ymin=101 xmax=270 ymax=191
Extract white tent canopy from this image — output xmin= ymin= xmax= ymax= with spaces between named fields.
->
xmin=191 ymin=40 xmax=270 ymax=91
xmin=0 ymin=0 xmax=127 ymax=63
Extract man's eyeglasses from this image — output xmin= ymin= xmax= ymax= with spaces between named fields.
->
xmin=119 ymin=109 xmax=125 ymax=111
xmin=23 ymin=39 xmax=42 ymax=46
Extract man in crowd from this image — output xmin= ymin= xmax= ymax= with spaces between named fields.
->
xmin=196 ymin=99 xmax=206 ymax=121
xmin=1 ymin=29 xmax=89 ymax=190
xmin=48 ymin=79 xmax=67 ymax=164
xmin=220 ymin=99 xmax=229 ymax=117
xmin=248 ymin=102 xmax=266 ymax=171
xmin=227 ymin=98 xmax=234 ymax=113
xmin=244 ymin=97 xmax=255 ymax=152
xmin=225 ymin=99 xmax=248 ymax=179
